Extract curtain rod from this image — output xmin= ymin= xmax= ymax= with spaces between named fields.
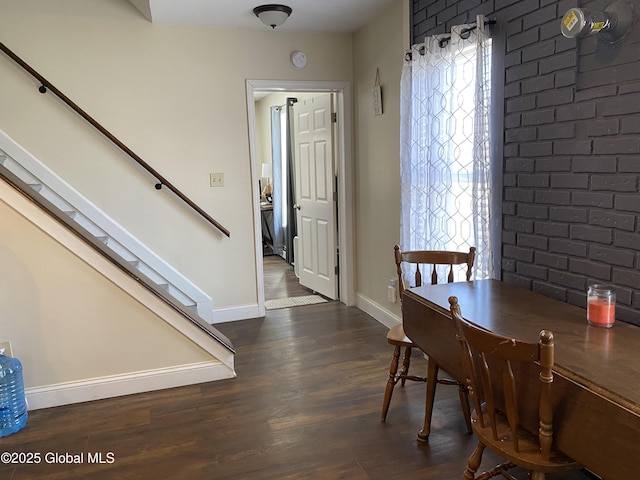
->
xmin=438 ymin=19 xmax=496 ymax=47
xmin=272 ymin=97 xmax=298 ymax=110
xmin=405 ymin=19 xmax=496 ymax=60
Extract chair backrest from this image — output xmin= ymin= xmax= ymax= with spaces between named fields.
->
xmin=448 ymin=295 xmax=555 ymax=461
xmin=394 ymin=245 xmax=476 ymax=299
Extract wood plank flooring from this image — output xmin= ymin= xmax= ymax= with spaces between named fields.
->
xmin=263 ymin=254 xmax=314 ymax=301
xmin=0 ymin=303 xmax=596 ymax=478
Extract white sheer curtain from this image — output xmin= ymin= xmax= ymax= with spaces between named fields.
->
xmin=270 ymin=106 xmax=285 ymax=257
xmin=400 ymin=15 xmax=494 ymax=280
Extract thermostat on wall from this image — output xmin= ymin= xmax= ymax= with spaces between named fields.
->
xmin=291 ymin=50 xmax=307 ymax=69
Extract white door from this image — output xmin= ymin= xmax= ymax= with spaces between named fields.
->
xmin=292 ymin=94 xmax=338 ymax=300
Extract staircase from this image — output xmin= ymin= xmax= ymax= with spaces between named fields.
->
xmin=0 ymin=129 xmax=214 ymax=324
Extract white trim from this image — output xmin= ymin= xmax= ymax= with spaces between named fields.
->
xmin=211 ymin=303 xmax=261 ymax=324
xmin=25 ymin=361 xmax=234 ymax=410
xmin=355 ymin=293 xmax=401 ymax=329
xmin=212 ymin=296 xmax=396 ymax=328
xmin=246 ymin=80 xmax=355 ymax=316
xmin=245 ymin=84 xmax=267 ymax=319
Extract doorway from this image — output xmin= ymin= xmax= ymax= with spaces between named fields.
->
xmin=246 ymin=80 xmax=355 ymax=317
xmin=262 ymin=255 xmax=312 ymax=302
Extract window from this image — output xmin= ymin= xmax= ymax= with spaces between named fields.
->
xmin=400 ymin=17 xmax=494 ymax=280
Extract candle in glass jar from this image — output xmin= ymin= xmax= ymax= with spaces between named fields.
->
xmin=587 ymin=285 xmax=616 ymax=328
xmin=587 ymin=298 xmax=615 ymax=326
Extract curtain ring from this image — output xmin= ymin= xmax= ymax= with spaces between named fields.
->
xmin=460 ymin=26 xmax=476 ymax=39
xmin=438 ymin=37 xmax=450 ymax=48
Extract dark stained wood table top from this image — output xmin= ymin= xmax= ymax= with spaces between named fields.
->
xmin=405 ymin=279 xmax=640 ymax=417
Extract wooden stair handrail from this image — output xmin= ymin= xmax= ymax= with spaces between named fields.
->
xmin=0 ymin=41 xmax=230 ymax=238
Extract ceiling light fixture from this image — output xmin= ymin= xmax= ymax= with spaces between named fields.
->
xmin=253 ymin=4 xmax=292 ymax=29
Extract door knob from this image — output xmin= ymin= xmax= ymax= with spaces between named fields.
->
xmin=293 ymin=204 xmax=301 ymax=210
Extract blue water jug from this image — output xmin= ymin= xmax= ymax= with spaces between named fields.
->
xmin=0 ymin=353 xmax=28 ymax=437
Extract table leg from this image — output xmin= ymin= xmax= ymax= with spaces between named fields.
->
xmin=417 ymin=357 xmax=439 ymax=442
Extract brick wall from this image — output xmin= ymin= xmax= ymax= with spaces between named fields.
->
xmin=412 ymin=0 xmax=640 ymax=326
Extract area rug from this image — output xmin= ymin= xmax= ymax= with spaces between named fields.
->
xmin=265 ymin=295 xmax=328 ymax=310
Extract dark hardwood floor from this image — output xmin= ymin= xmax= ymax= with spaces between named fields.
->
xmin=0 ymin=303 xmax=596 ymax=479
xmin=263 ymin=254 xmax=314 ymax=301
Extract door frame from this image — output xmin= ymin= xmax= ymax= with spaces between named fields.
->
xmin=246 ymin=80 xmax=355 ymax=316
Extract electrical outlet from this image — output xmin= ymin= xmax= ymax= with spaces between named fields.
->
xmin=388 ymin=279 xmax=397 ymax=303
xmin=210 ymin=172 xmax=224 ymax=187
xmin=0 ymin=340 xmax=13 ymax=357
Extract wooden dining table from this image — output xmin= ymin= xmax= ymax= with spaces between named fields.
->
xmin=402 ymin=279 xmax=640 ymax=480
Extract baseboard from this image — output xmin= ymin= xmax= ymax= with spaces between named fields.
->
xmin=25 ymin=361 xmax=235 ymax=410
xmin=211 ymin=304 xmax=261 ymax=324
xmin=209 ymin=297 xmax=398 ymax=327
xmin=356 ymin=293 xmax=401 ymax=329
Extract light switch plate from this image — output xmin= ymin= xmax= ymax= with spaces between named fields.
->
xmin=210 ymin=172 xmax=224 ymax=187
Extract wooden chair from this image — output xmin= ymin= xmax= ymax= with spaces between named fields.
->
xmin=381 ymin=245 xmax=476 ymax=441
xmin=448 ymin=296 xmax=581 ymax=480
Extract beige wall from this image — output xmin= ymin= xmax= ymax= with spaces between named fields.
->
xmin=0 ymin=0 xmax=353 ymax=311
xmin=353 ymin=0 xmax=407 ymax=320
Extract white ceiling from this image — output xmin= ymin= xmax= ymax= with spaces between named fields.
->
xmin=128 ymin=0 xmax=397 ymax=33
